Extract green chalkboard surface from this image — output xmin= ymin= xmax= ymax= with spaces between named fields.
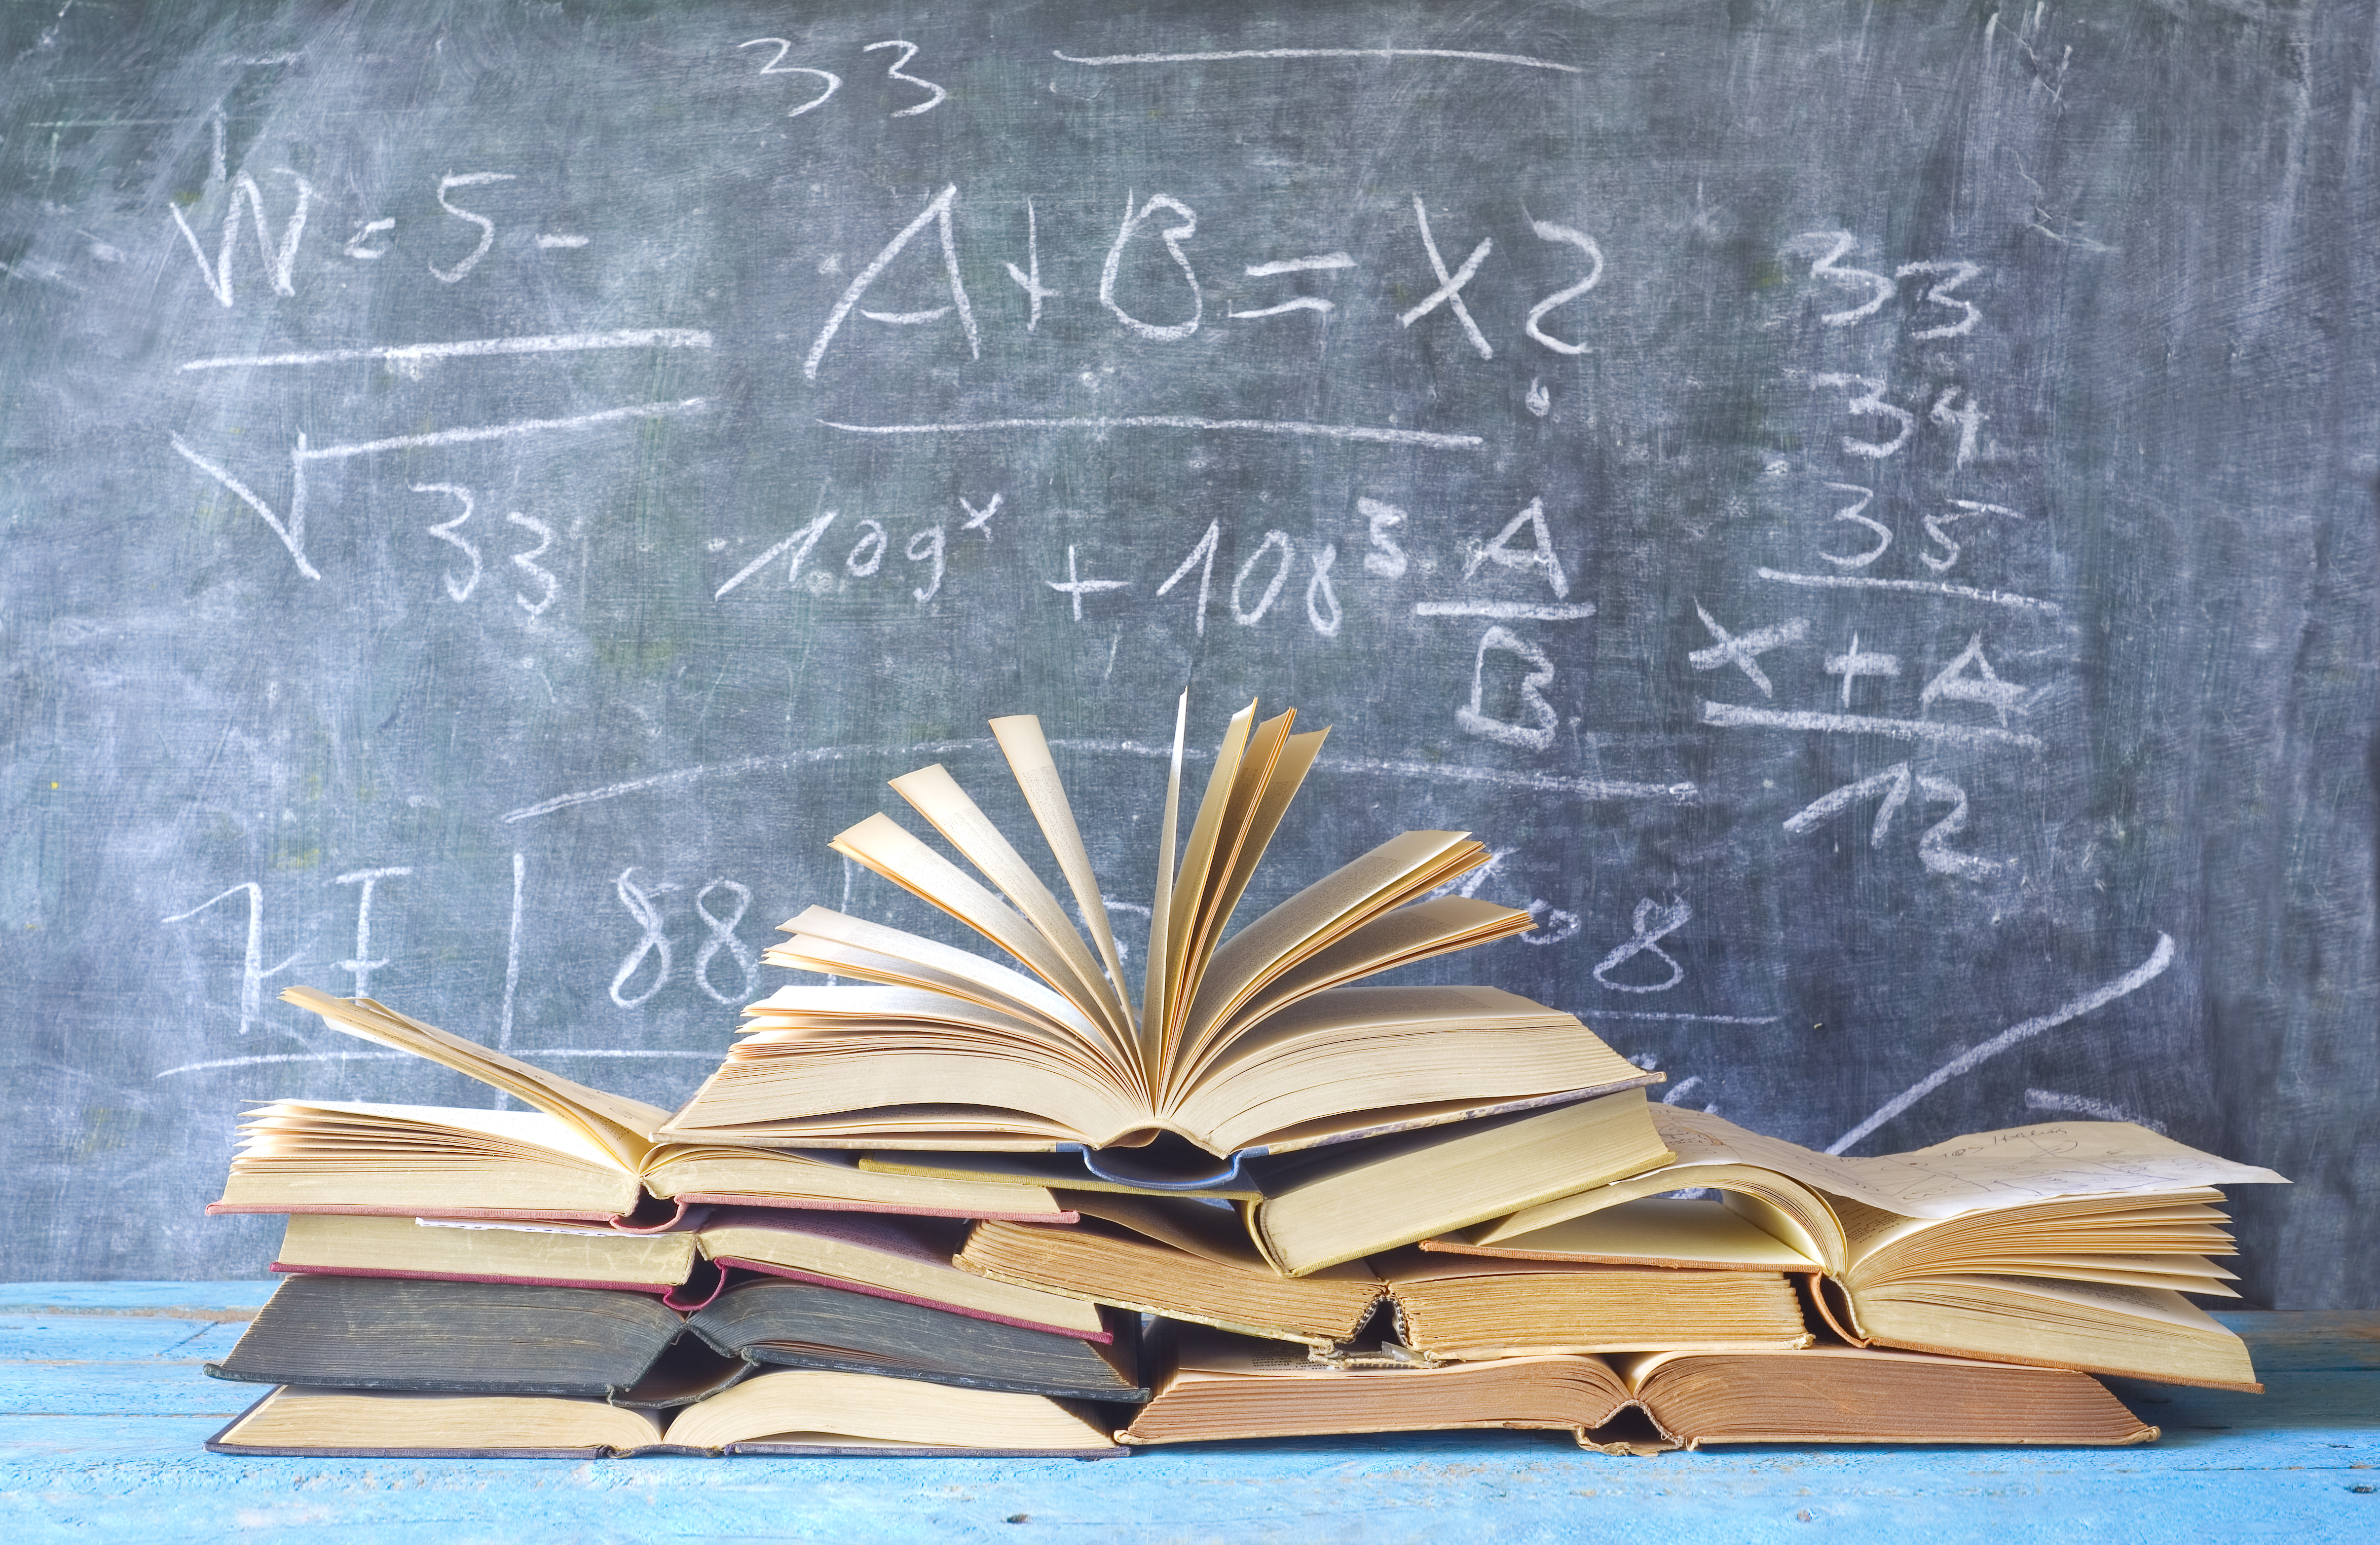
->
xmin=1 ymin=0 xmax=2371 ymax=1304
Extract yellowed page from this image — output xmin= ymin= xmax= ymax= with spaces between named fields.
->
xmin=989 ymin=715 xmax=1133 ymax=1033
xmin=1473 ymin=1158 xmax=1836 ymax=1251
xmin=664 ymin=1368 xmax=1113 ymax=1450
xmin=1057 ymin=1191 xmax=1299 ymax=1271
xmin=1163 ymin=707 xmax=1290 ymax=1068
xmin=1428 ymin=1198 xmax=1823 ymax=1271
xmin=693 ymin=1214 xmax=1105 ymax=1335
xmin=275 ymin=1213 xmax=697 ymax=1284
xmin=737 ymin=983 xmax=1101 ymax=1055
xmin=889 ymin=763 xmax=1133 ymax=1048
xmin=1176 ymin=830 xmax=1483 ymax=1069
xmin=828 ymin=813 xmax=1104 ymax=1019
xmin=765 ymin=907 xmax=1106 ymax=1044
xmin=1158 ymin=700 xmax=1258 ymax=1069
xmin=216 ymin=1387 xmax=665 ymax=1453
xmin=1140 ymin=692 xmax=1189 ymax=1081
xmin=1653 ymin=1107 xmax=2287 ymax=1220
xmin=1193 ymin=897 xmax=1534 ymax=1068
xmin=1200 ymin=726 xmax=1329 ymax=960
xmin=239 ymin=1099 xmax=624 ymax=1170
xmin=280 ymin=988 xmax=666 ymax=1170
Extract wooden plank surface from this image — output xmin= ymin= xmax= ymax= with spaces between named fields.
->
xmin=0 ymin=1286 xmax=2369 ymax=1543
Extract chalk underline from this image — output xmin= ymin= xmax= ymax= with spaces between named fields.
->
xmin=1757 ymin=568 xmax=2064 ymax=616
xmin=1415 ymin=601 xmax=1598 ymax=621
xmin=503 ymin=739 xmax=1695 ymax=823
xmin=818 ymin=415 xmax=1483 ymax=451
xmin=1053 ymin=47 xmax=1580 ymax=74
xmin=1702 ymin=700 xmax=2046 ymax=752
xmin=1589 ymin=1011 xmax=1783 ymax=1025
xmin=179 ymin=329 xmax=714 ymax=373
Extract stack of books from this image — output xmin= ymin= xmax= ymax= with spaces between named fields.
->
xmin=202 ymin=700 xmax=2284 ymax=1458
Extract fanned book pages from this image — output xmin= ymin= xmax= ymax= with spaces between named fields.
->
xmin=1115 ymin=1327 xmax=2160 ymax=1453
xmin=1425 ymin=1106 xmax=2288 ymax=1389
xmin=659 ymin=700 xmax=1660 ymax=1181
xmin=222 ymin=989 xmax=1076 ymax=1225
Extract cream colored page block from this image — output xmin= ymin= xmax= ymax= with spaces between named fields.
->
xmin=1166 ymin=711 xmax=1295 ymax=1052
xmin=1160 ymin=701 xmax=1260 ymax=1061
xmin=1214 ymin=896 xmax=1533 ymax=1045
xmin=663 ymin=1368 xmax=1112 ymax=1450
xmin=219 ymin=1387 xmax=664 ymax=1452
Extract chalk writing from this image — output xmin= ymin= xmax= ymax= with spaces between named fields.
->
xmin=161 ymin=883 xmax=299 ymax=1037
xmin=1593 ymin=898 xmax=1691 ymax=993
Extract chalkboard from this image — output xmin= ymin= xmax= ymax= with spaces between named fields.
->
xmin=2 ymin=0 xmax=2371 ymax=1307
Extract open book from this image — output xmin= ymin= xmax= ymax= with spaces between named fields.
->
xmin=219 ymin=988 xmax=1075 ymax=1225
xmin=659 ymin=700 xmax=1656 ymax=1181
xmin=1424 ymin=1105 xmax=2287 ymax=1389
xmin=207 ymin=1372 xmax=1126 ymax=1459
xmin=1116 ymin=1326 xmax=2158 ymax=1451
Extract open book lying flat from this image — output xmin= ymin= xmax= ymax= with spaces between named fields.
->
xmin=220 ymin=989 xmax=1075 ymax=1226
xmin=1116 ymin=1326 xmax=2158 ymax=1452
xmin=206 ymin=1371 xmax=1127 ymax=1459
xmin=658 ymin=700 xmax=1657 ymax=1184
xmin=1424 ymin=1105 xmax=2287 ymax=1390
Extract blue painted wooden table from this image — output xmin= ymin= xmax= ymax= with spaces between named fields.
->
xmin=0 ymin=1284 xmax=2371 ymax=1543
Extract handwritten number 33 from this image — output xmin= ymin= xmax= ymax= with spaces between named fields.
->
xmin=739 ymin=38 xmax=947 ymax=119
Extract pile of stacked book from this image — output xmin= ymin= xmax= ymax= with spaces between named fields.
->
xmin=202 ymin=701 xmax=2285 ymax=1458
